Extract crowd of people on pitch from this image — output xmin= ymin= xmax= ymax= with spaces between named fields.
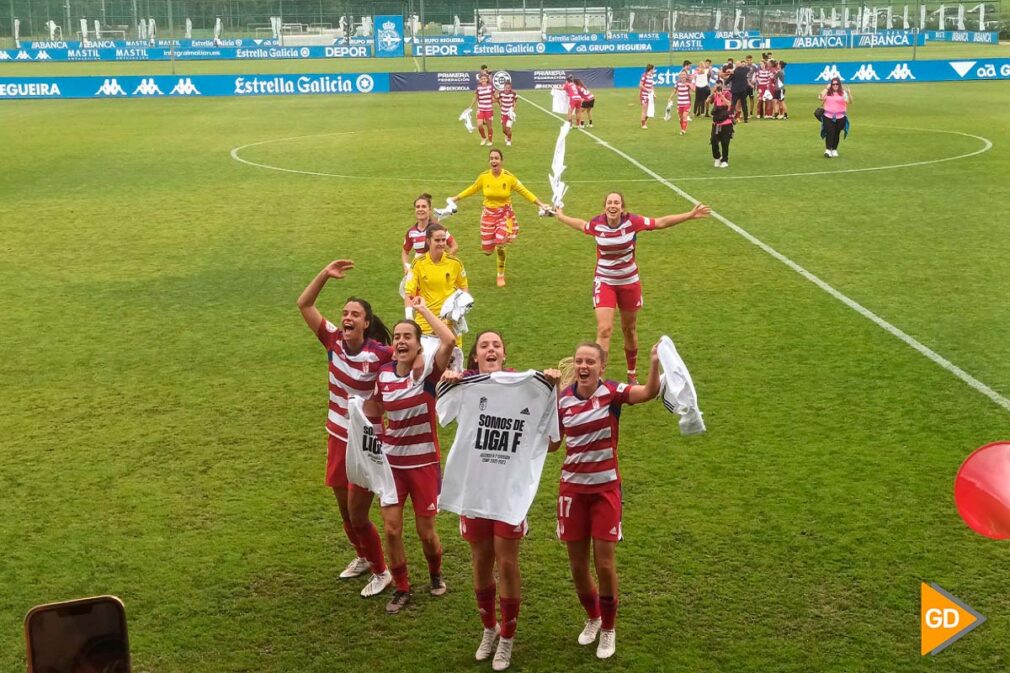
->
xmin=640 ymin=52 xmax=852 ymax=166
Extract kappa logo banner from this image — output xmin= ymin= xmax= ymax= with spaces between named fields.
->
xmin=921 ymin=583 xmax=985 ymax=655
xmin=886 ymin=63 xmax=916 ymax=80
xmin=850 ymin=64 xmax=880 ymax=81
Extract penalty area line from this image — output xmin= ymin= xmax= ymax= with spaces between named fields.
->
xmin=518 ymin=93 xmax=1010 ymax=415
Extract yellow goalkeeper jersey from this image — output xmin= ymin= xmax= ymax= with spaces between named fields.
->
xmin=405 ymin=253 xmax=468 ymax=335
xmin=454 ymin=169 xmax=540 ymax=209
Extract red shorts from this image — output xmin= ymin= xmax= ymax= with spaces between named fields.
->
xmin=480 ymin=205 xmax=519 ymax=252
xmin=326 ymin=433 xmax=349 ymax=488
xmin=477 ymin=109 xmax=494 ymax=121
xmin=569 ymin=99 xmax=583 ymax=112
xmin=556 ymin=489 xmax=623 ymax=542
xmin=678 ymin=104 xmax=691 ymax=113
xmin=460 ymin=516 xmax=529 ymax=542
xmin=640 ymin=92 xmax=651 ymax=103
xmin=390 ymin=463 xmax=441 ymax=516
xmin=593 ymin=279 xmax=643 ymax=311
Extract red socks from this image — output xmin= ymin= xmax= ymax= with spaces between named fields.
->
xmin=578 ymin=591 xmax=602 ymax=619
xmin=425 ymin=547 xmax=443 ymax=576
xmin=625 ymin=348 xmax=639 ymax=376
xmin=342 ymin=520 xmax=364 ymax=557
xmin=499 ymin=597 xmax=521 ymax=638
xmin=475 ymin=584 xmax=497 ymax=629
xmin=600 ymin=595 xmax=618 ymax=630
xmin=352 ymin=522 xmax=386 ymax=575
xmin=391 ymin=564 xmax=410 ymax=592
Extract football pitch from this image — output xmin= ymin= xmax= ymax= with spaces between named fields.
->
xmin=2 ymin=57 xmax=1010 ymax=671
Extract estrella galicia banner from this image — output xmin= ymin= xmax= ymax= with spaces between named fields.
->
xmin=0 ymin=73 xmax=388 ymax=99
xmin=613 ymin=58 xmax=1010 ymax=89
xmin=374 ymin=15 xmax=405 ymax=58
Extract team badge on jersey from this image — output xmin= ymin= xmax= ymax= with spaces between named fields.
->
xmin=479 ymin=396 xmax=488 ymax=410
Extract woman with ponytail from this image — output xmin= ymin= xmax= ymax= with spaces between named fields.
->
xmin=549 ymin=341 xmax=661 ymax=660
xmin=297 ymin=259 xmax=394 ymax=599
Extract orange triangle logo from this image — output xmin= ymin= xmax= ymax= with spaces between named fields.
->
xmin=920 ymin=583 xmax=985 ymax=655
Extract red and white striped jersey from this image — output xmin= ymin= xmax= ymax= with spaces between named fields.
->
xmin=582 ymin=212 xmax=657 ymax=286
xmin=563 ymin=81 xmax=582 ymax=100
xmin=316 ymin=319 xmax=392 ymax=446
xmin=403 ymin=223 xmax=455 ymax=257
xmin=675 ymin=81 xmax=692 ymax=106
xmin=577 ymin=84 xmax=594 ymax=101
xmin=374 ymin=354 xmax=444 ymax=469
xmin=557 ymin=379 xmax=632 ymax=494
xmin=639 ymin=71 xmax=655 ymax=95
xmin=756 ymin=69 xmax=774 ymax=88
xmin=497 ymin=90 xmax=517 ymax=114
xmin=476 ymin=83 xmax=495 ymax=112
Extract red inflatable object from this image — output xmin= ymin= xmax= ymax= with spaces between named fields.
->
xmin=955 ymin=441 xmax=1010 ymax=540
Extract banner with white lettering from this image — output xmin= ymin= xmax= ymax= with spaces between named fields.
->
xmin=0 ymin=73 xmax=388 ymax=99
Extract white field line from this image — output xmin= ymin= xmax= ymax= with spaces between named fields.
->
xmin=519 ymin=93 xmax=1010 ymax=414
xmin=230 ymin=127 xmax=990 ymax=184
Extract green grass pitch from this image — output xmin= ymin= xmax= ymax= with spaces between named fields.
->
xmin=2 ymin=44 xmax=1010 ymax=672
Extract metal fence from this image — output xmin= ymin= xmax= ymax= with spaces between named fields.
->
xmin=1 ymin=1 xmax=1004 ymax=44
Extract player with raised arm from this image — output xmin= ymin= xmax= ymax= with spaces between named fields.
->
xmin=438 ymin=330 xmax=561 ymax=671
xmin=496 ymin=80 xmax=518 ymax=147
xmin=401 ymin=194 xmax=457 ymax=275
xmin=552 ymin=194 xmax=710 ymax=383
xmin=296 ymin=260 xmax=393 ymax=599
xmin=472 ymin=72 xmax=496 ymax=146
xmin=364 ymin=297 xmax=457 ymax=615
xmin=550 ymin=341 xmax=661 ymax=659
xmin=404 ymin=223 xmax=468 ymax=346
xmin=448 ymin=149 xmax=549 ymax=287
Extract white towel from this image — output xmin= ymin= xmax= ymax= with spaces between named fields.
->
xmin=647 ymin=92 xmax=656 ymax=119
xmin=663 ymin=100 xmax=673 ymax=121
xmin=440 ymin=289 xmax=475 ymax=335
xmin=435 ymin=197 xmax=458 ymax=219
xmin=459 ymin=107 xmax=475 ymax=133
xmin=657 ymin=335 xmax=706 ymax=436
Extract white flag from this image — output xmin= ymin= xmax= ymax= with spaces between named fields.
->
xmin=214 ymin=17 xmax=223 ymax=41
xmin=148 ymin=18 xmax=156 ymax=41
xmin=80 ymin=18 xmax=89 ymax=42
xmin=94 ymin=19 xmax=101 ymax=39
xmin=551 ymin=87 xmax=568 ymax=113
xmin=458 ymin=107 xmax=475 ymax=133
xmin=545 ymin=122 xmax=570 ymax=212
xmin=185 ymin=18 xmax=192 ymax=38
xmin=13 ymin=18 xmax=19 ymax=48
